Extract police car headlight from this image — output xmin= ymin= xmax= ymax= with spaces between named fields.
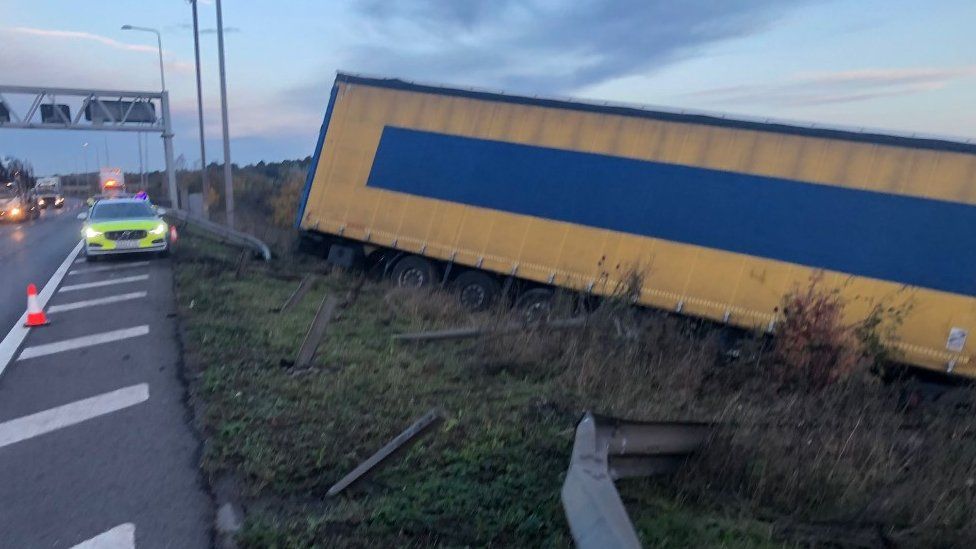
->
xmin=84 ymin=227 xmax=102 ymax=238
xmin=150 ymin=222 xmax=167 ymax=235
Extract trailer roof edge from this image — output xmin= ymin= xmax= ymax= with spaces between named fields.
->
xmin=334 ymin=72 xmax=976 ymax=155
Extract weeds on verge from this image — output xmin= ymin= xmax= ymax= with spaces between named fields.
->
xmin=771 ymin=273 xmax=911 ymax=389
xmin=471 ymin=272 xmax=976 ymax=546
xmin=176 ymin=238 xmax=976 ymax=547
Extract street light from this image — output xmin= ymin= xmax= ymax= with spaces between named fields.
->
xmin=189 ymin=0 xmax=209 ymax=218
xmin=82 ymin=142 xmax=98 ymax=192
xmin=215 ymin=0 xmax=235 ymax=228
xmin=121 ymin=24 xmax=179 ymax=209
xmin=120 ymin=25 xmax=165 ymax=91
xmin=82 ymin=141 xmax=101 ymax=169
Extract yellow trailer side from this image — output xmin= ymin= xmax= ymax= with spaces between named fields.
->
xmin=298 ymin=74 xmax=976 ymax=376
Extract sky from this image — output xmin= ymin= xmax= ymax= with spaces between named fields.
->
xmin=0 ymin=0 xmax=973 ymax=176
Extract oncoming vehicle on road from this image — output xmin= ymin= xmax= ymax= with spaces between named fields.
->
xmin=35 ymin=176 xmax=65 ymax=209
xmin=0 ymin=180 xmax=40 ymax=222
xmin=82 ymin=198 xmax=170 ymax=260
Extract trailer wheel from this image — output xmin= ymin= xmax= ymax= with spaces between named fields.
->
xmin=452 ymin=271 xmax=500 ymax=311
xmin=391 ymin=255 xmax=437 ymax=289
xmin=516 ymin=288 xmax=554 ymax=323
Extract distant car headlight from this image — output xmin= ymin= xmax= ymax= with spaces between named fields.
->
xmin=150 ymin=222 xmax=167 ymax=235
xmin=11 ymin=207 xmax=21 ymax=216
xmin=38 ymin=199 xmax=45 ymax=205
xmin=84 ymin=227 xmax=103 ymax=238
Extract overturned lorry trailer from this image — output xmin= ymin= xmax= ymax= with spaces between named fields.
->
xmin=297 ymin=73 xmax=976 ymax=377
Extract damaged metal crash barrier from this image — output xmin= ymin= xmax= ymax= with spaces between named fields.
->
xmin=163 ymin=207 xmax=271 ymax=261
xmin=561 ymin=412 xmax=712 ymax=549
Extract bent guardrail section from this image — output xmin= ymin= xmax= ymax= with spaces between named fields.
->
xmin=561 ymin=412 xmax=711 ymax=549
xmin=164 ymin=208 xmax=271 ymax=261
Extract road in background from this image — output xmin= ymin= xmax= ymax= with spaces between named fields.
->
xmin=0 ymin=200 xmax=85 ymax=330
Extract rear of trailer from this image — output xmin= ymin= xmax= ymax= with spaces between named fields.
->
xmin=297 ymin=73 xmax=976 ymax=376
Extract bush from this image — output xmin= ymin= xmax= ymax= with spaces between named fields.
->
xmin=772 ymin=274 xmax=866 ymax=388
xmin=271 ymin=172 xmax=304 ymax=228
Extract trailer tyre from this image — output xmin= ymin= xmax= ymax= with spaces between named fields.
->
xmin=391 ymin=255 xmax=438 ymax=289
xmin=516 ymin=288 xmax=554 ymax=323
xmin=452 ymin=271 xmax=500 ymax=311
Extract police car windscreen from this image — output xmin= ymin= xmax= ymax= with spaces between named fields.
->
xmin=91 ymin=201 xmax=155 ymax=220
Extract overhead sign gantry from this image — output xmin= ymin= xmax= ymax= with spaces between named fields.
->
xmin=0 ymin=85 xmax=178 ymax=208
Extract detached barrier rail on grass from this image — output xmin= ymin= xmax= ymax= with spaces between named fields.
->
xmin=393 ymin=317 xmax=586 ymax=342
xmin=163 ymin=208 xmax=271 ymax=261
xmin=561 ymin=412 xmax=711 ymax=549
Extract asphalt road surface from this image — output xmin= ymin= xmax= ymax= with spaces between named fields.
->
xmin=0 ymin=203 xmax=211 ymax=548
xmin=0 ymin=201 xmax=85 ymax=331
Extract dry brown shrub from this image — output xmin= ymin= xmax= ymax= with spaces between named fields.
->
xmin=773 ymin=273 xmax=868 ymax=389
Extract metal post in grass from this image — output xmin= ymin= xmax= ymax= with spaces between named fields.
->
xmin=294 ymin=295 xmax=339 ymax=369
xmin=327 ymin=408 xmax=443 ymax=497
xmin=234 ymin=249 xmax=248 ymax=279
xmin=275 ymin=274 xmax=314 ymax=313
xmin=393 ymin=317 xmax=586 ymax=342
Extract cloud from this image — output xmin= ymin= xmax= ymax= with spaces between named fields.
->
xmin=6 ymin=26 xmax=159 ymax=54
xmin=198 ymin=27 xmax=241 ymax=34
xmin=3 ymin=26 xmax=193 ymax=73
xmin=686 ymin=66 xmax=976 ymax=106
xmin=340 ymin=0 xmax=810 ymax=93
xmin=174 ymin=23 xmax=242 ymax=34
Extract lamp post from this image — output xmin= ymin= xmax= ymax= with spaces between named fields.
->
xmin=121 ymin=24 xmax=179 ymax=209
xmin=121 ymin=25 xmax=165 ymax=91
xmin=190 ymin=0 xmax=209 ymax=218
xmin=215 ymin=0 xmax=235 ymax=228
xmin=83 ymin=141 xmax=101 ymax=170
xmin=81 ymin=142 xmax=91 ymax=192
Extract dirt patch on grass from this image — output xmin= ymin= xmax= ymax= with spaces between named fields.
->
xmin=174 ymin=231 xmax=976 ymax=548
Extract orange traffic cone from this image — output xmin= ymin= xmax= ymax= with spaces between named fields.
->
xmin=24 ymin=284 xmax=49 ymax=327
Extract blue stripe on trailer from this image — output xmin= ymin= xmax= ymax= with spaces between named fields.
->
xmin=366 ymin=126 xmax=976 ymax=297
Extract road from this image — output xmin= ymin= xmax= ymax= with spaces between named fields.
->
xmin=0 ymin=202 xmax=84 ymax=331
xmin=0 ymin=201 xmax=211 ymax=548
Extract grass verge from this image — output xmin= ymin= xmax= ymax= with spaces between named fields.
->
xmin=174 ymin=229 xmax=975 ymax=548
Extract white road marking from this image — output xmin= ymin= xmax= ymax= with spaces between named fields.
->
xmin=0 ymin=384 xmax=148 ymax=449
xmin=0 ymin=240 xmax=83 ymax=378
xmin=69 ymin=261 xmax=150 ymax=275
xmin=18 ymin=326 xmax=150 ymax=361
xmin=48 ymin=292 xmax=148 ymax=314
xmin=59 ymin=274 xmax=149 ymax=293
xmin=71 ymin=523 xmax=136 ymax=549
xmin=70 ymin=523 xmax=136 ymax=549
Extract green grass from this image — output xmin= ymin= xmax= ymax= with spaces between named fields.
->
xmin=173 ymin=231 xmax=781 ymax=547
